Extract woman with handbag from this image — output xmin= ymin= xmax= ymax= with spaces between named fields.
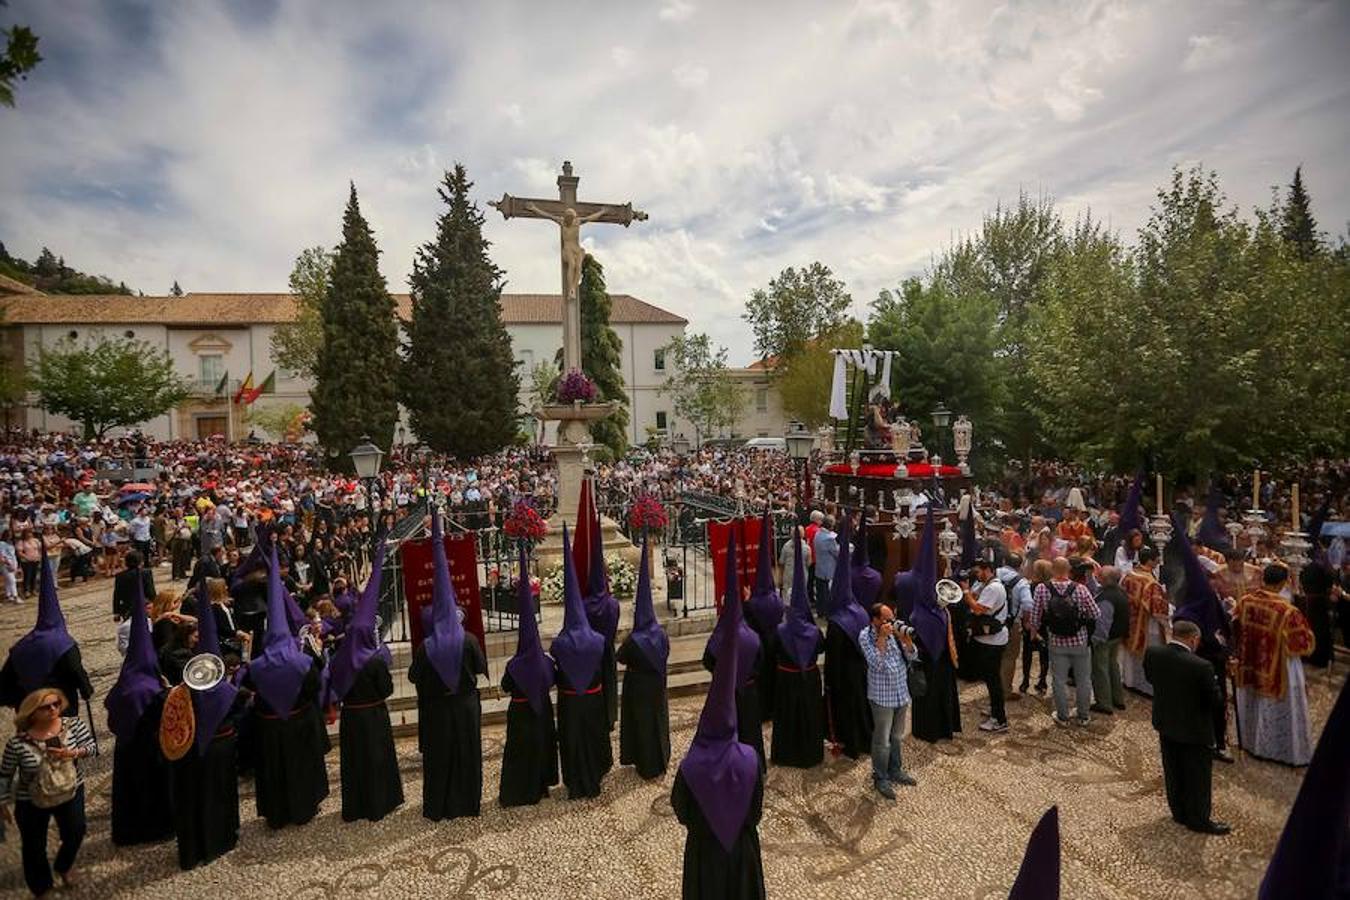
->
xmin=0 ymin=688 xmax=99 ymax=896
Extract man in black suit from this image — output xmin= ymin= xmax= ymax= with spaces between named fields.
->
xmin=186 ymin=544 xmax=225 ymax=590
xmin=112 ymin=550 xmax=156 ymax=620
xmin=1143 ymin=619 xmax=1230 ymax=835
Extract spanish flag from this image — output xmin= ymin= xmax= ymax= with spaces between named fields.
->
xmin=233 ymin=371 xmax=253 ymax=405
xmin=242 ymin=370 xmax=275 ymax=406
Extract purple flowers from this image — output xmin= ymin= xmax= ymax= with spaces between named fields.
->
xmin=556 ymin=369 xmax=598 ymax=404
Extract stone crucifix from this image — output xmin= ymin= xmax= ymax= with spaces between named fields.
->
xmin=489 ymin=161 xmax=647 ymax=372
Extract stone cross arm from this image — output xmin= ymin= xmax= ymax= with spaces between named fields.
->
xmin=489 ymin=194 xmax=648 ymax=227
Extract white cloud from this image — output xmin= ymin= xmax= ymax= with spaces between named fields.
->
xmin=0 ymin=0 xmax=1346 ymax=364
xmin=672 ymin=63 xmax=709 ymax=89
xmin=1183 ymin=34 xmax=1236 ymax=71
xmin=659 ymin=0 xmax=695 ymax=23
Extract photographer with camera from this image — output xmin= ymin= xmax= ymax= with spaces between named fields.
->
xmin=961 ymin=559 xmax=1009 ymax=733
xmin=858 ymin=602 xmax=917 ymax=800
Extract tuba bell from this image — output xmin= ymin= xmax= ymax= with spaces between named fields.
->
xmin=183 ymin=653 xmax=226 ymax=692
xmin=935 ymin=578 xmax=963 ymax=607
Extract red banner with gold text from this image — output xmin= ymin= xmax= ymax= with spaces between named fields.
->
xmin=707 ymin=516 xmax=763 ymax=611
xmin=402 ymin=533 xmax=486 ymax=654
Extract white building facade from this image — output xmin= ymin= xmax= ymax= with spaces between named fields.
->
xmin=1 ymin=279 xmax=697 ymax=447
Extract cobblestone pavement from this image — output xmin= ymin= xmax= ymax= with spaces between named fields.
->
xmin=1 ymin=570 xmax=1338 ymax=899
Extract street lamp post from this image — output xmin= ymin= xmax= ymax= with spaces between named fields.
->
xmin=672 ymin=434 xmax=691 ymax=457
xmin=929 ymin=402 xmax=952 ymax=464
xmin=349 ymin=435 xmax=385 ymax=563
xmin=785 ymin=421 xmax=815 ymax=524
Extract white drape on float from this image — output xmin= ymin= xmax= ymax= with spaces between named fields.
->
xmin=828 ymin=349 xmax=897 ymax=420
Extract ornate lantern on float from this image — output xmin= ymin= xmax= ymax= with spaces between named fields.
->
xmin=952 ymin=415 xmax=973 ymax=472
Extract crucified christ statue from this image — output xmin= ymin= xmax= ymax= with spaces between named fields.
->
xmin=524 ymin=202 xmax=611 ymax=303
xmin=489 ymin=161 xmax=647 ymax=374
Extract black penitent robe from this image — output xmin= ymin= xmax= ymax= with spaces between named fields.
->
xmin=173 ymin=695 xmax=243 ymax=870
xmin=601 ymin=642 xmax=619 ymax=732
xmin=498 ymin=671 xmax=559 ymax=808
xmin=409 ymin=640 xmax=487 ymax=821
xmin=671 ymin=769 xmax=766 ymax=900
xmin=616 ymin=639 xmax=670 ymax=779
xmin=701 ymin=649 xmax=766 ymax=769
xmin=249 ymin=664 xmax=330 ymax=828
xmin=949 ymin=603 xmax=977 ymax=681
xmin=555 ymin=667 xmax=613 ymax=799
xmin=0 ymin=646 xmax=94 ymax=717
xmin=770 ymin=635 xmax=825 ymax=769
xmin=910 ymin=636 xmax=961 ymax=743
xmin=752 ymin=628 xmax=777 ymax=724
xmin=339 ymin=656 xmax=403 ymax=822
xmin=823 ymin=623 xmax=872 ymax=759
xmin=110 ymin=692 xmax=175 ymax=846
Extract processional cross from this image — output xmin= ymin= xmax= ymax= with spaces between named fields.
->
xmin=490 ymin=161 xmax=647 ymax=373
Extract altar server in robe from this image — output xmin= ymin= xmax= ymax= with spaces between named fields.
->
xmin=617 ymin=535 xmax=671 ymax=779
xmin=245 ymin=545 xmax=328 ymax=828
xmin=550 ymin=524 xmax=612 ymax=799
xmin=498 ymin=542 xmax=559 ymax=807
xmin=673 ymin=566 xmax=766 ymax=900
xmin=105 ymin=576 xmax=174 ymax=845
xmin=410 ymin=509 xmax=487 ymax=820
xmin=900 ymin=509 xmax=962 ymax=743
xmin=745 ymin=511 xmax=784 ymax=723
xmin=1121 ymin=547 xmax=1169 ymax=696
xmin=1233 ymin=564 xmax=1315 ymax=766
xmin=583 ymin=502 xmax=620 ymax=731
xmin=326 ymin=541 xmax=402 ymax=822
xmin=703 ymin=533 xmax=765 ymax=768
xmin=1 ymin=558 xmax=93 ymax=716
xmin=822 ymin=516 xmax=872 ymax=759
xmin=771 ymin=532 xmax=825 ymax=768
xmin=170 ymin=582 xmax=242 ymax=869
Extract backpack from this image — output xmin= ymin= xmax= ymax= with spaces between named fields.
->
xmin=1042 ymin=582 xmax=1087 ymax=638
xmin=26 ymin=727 xmax=79 ymax=809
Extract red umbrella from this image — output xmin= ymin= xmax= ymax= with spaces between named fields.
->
xmin=118 ymin=482 xmax=155 ymax=493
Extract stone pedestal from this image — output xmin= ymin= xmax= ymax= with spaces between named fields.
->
xmin=533 ymin=400 xmax=638 ymax=577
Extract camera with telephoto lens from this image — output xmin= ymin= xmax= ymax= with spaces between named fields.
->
xmin=895 ymin=624 xmax=915 ymax=639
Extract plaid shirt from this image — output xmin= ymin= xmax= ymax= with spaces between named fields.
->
xmin=1027 ymin=580 xmax=1100 ymax=648
xmin=858 ymin=625 xmax=914 ymax=708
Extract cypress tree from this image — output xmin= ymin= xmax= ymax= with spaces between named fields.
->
xmin=578 ymin=254 xmax=629 ymax=455
xmin=1280 ymin=166 xmax=1321 ymax=260
xmin=311 ymin=184 xmax=401 ymax=469
xmin=401 ymin=163 xmax=519 ymax=457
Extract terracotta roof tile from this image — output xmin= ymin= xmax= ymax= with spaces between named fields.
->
xmin=0 ymin=273 xmax=41 ymax=296
xmin=1 ymin=290 xmax=687 ymax=326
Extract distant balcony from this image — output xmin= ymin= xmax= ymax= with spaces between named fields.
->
xmin=188 ymin=377 xmax=241 ymax=397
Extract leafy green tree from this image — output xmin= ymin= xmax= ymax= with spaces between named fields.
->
xmin=658 ymin=333 xmax=743 ymax=445
xmin=775 ymin=320 xmax=863 ymax=428
xmin=270 ymin=245 xmax=332 ymax=378
xmin=0 ymin=5 xmax=40 ymax=108
xmin=245 ymin=402 xmax=307 ymax=441
xmin=1280 ymin=166 xmax=1321 ymax=260
xmin=1025 ymin=166 xmax=1350 ymax=475
xmin=401 ymin=164 xmax=519 ymax=457
xmin=576 ymin=254 xmax=628 ymax=455
xmin=867 ymin=275 xmax=1004 ymax=463
xmin=29 ymin=337 xmax=191 ymax=438
xmin=743 ymin=261 xmax=853 ymax=362
xmin=310 ymin=185 xmax=401 ymax=468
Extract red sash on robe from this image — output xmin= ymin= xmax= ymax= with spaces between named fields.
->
xmin=1122 ymin=569 xmax=1168 ymax=656
xmin=1233 ymin=590 xmax=1314 ymax=700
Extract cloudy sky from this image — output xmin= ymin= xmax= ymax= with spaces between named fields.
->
xmin=2 ymin=0 xmax=1346 ymax=363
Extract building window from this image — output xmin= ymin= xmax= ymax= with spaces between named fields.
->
xmin=199 ymin=354 xmax=225 ymax=386
xmin=755 ymin=388 xmax=768 ymax=412
xmin=67 ymin=330 xmax=78 ymax=340
xmin=124 ymin=330 xmax=135 ymax=339
xmin=655 ymin=411 xmax=668 ymax=431
xmin=653 ymin=348 xmax=666 ymax=371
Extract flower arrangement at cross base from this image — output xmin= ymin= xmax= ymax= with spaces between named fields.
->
xmin=541 ymin=553 xmax=637 ymax=604
xmin=503 ymin=498 xmax=549 ymax=550
xmin=627 ymin=493 xmax=669 ymax=540
xmin=555 ymin=368 xmax=598 ymax=405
